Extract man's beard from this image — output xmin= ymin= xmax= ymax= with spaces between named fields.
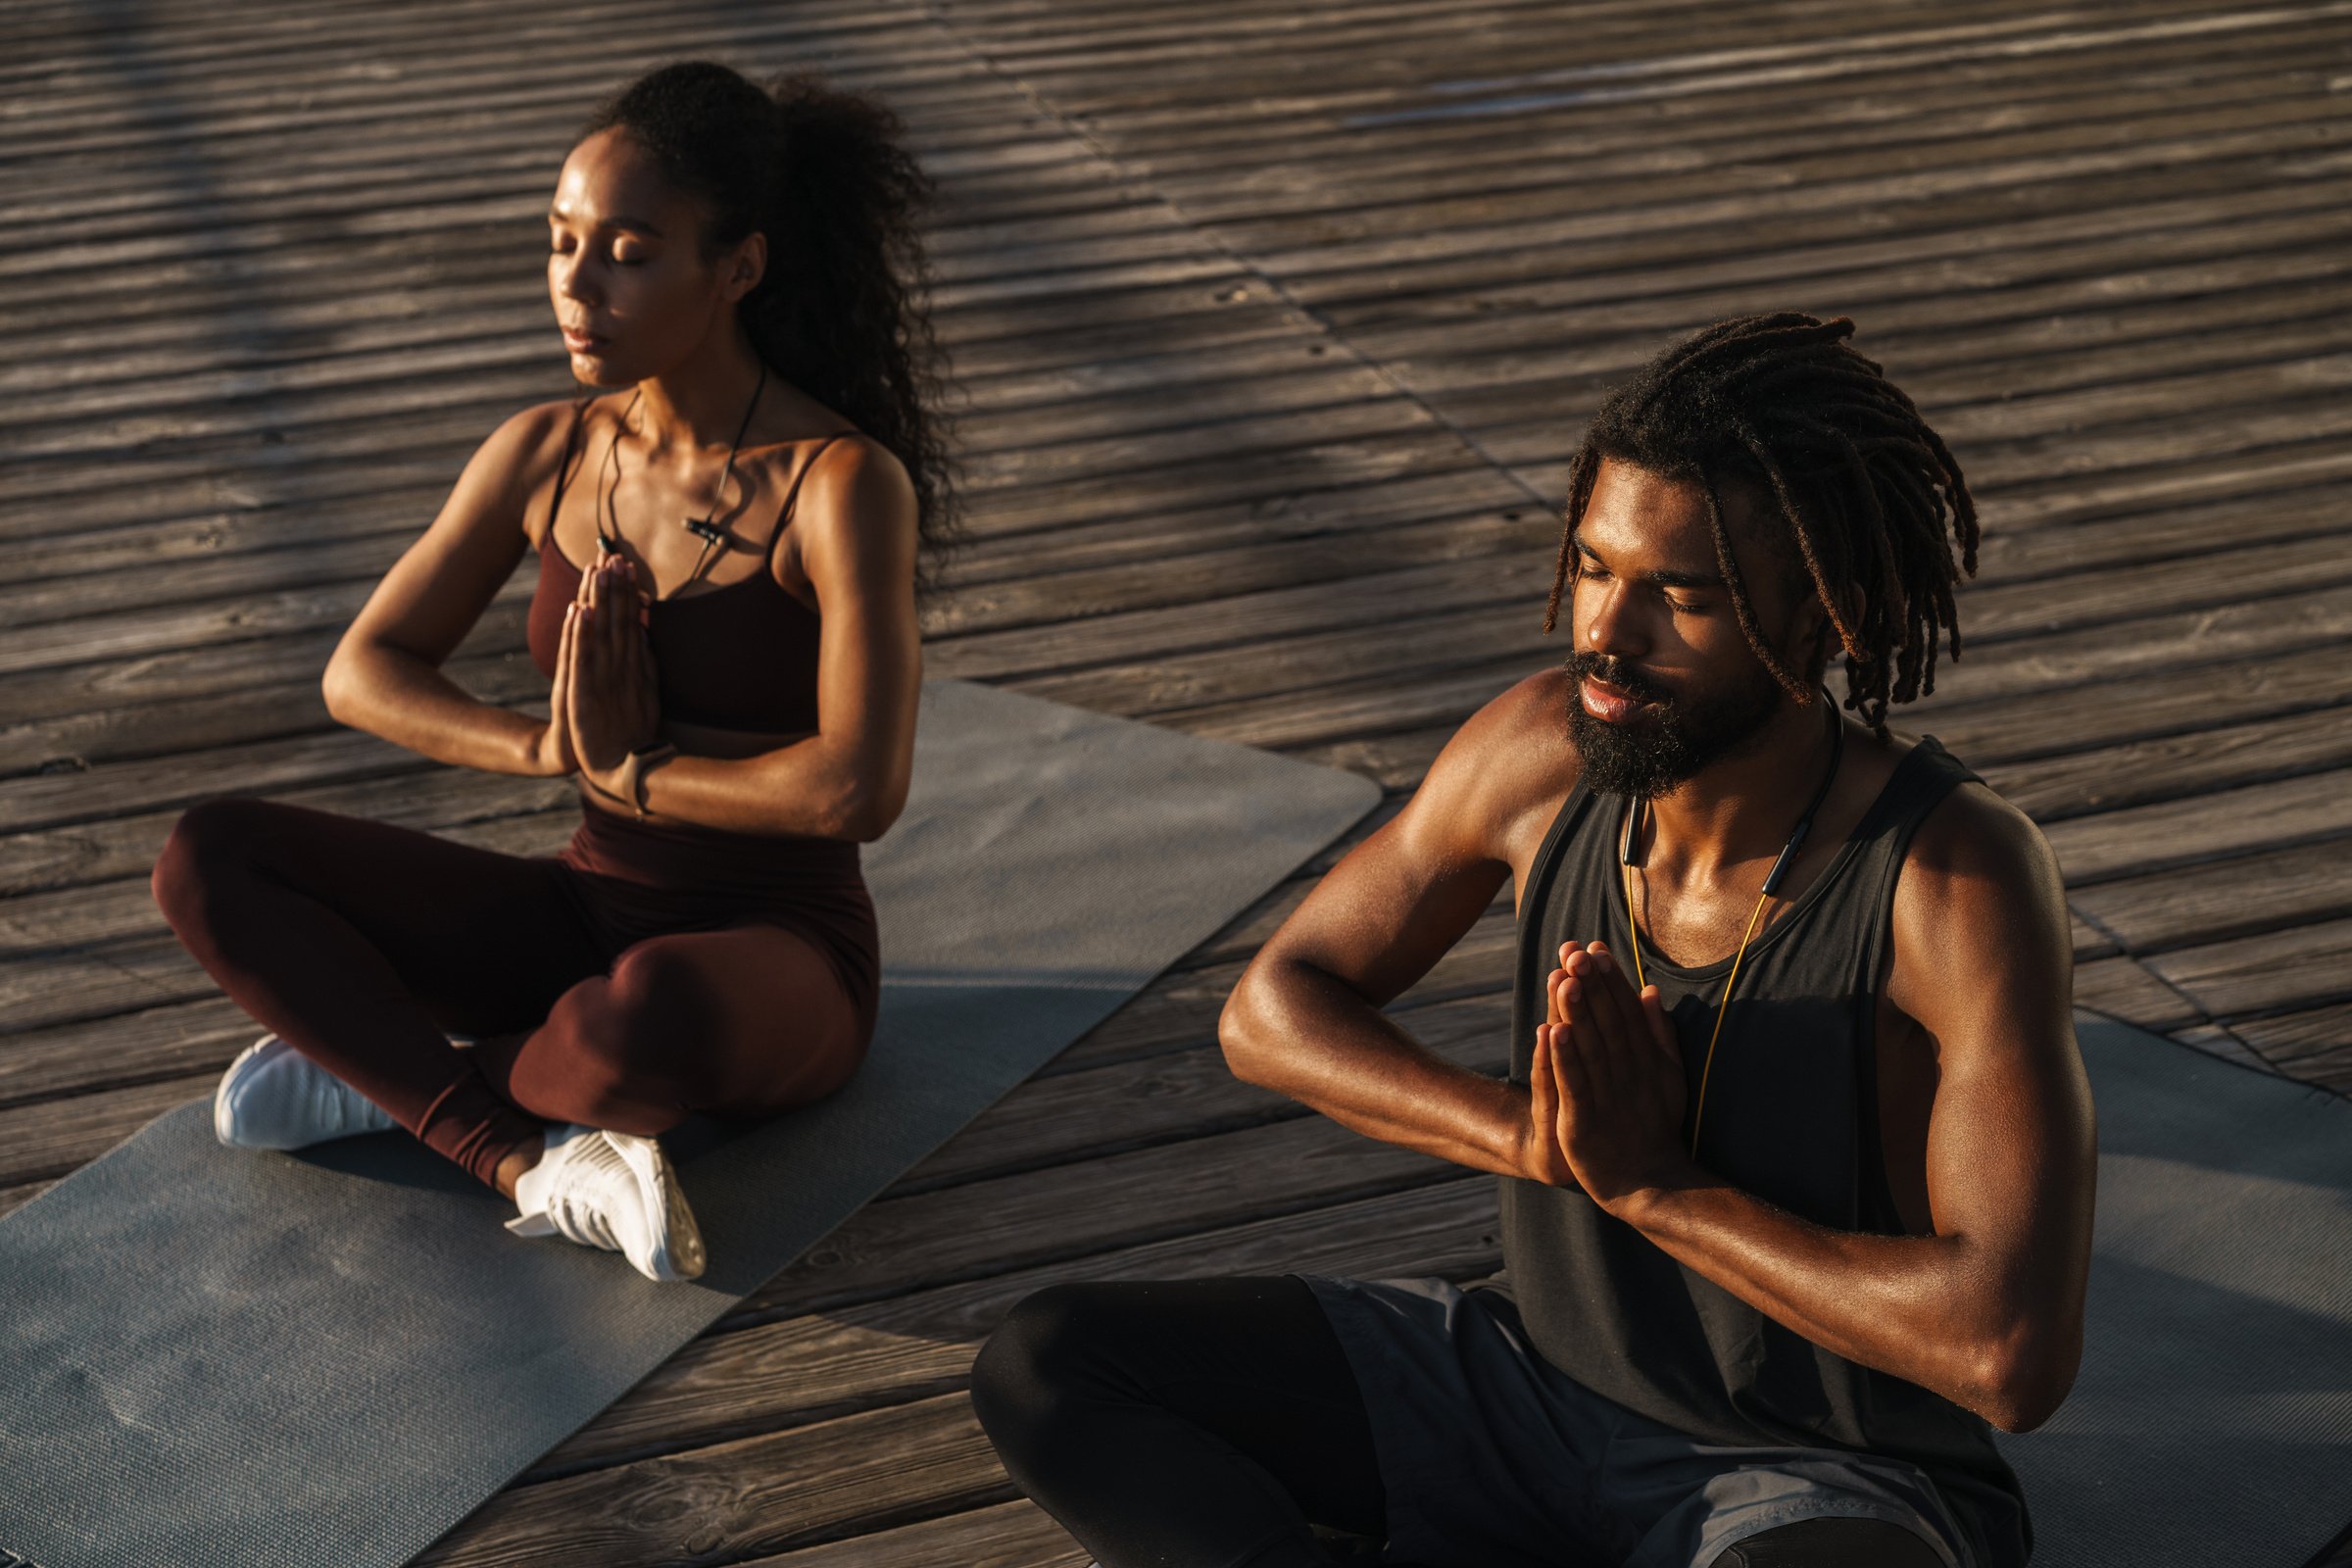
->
xmin=1562 ymin=650 xmax=1787 ymax=800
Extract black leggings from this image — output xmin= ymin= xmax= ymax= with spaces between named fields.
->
xmin=969 ymin=1277 xmax=1947 ymax=1568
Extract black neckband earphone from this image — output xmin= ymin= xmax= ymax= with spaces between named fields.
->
xmin=1618 ymin=686 xmax=1844 ymax=889
xmin=1614 ymin=689 xmax=1844 ymax=1153
xmin=596 ymin=359 xmax=769 ymax=591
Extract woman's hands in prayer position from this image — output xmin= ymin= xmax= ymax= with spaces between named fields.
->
xmin=530 ymin=552 xmax=662 ymax=797
xmin=1523 ymin=941 xmax=1695 ymax=1210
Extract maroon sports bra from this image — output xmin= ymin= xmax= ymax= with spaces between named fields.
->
xmin=526 ymin=398 xmax=851 ymax=735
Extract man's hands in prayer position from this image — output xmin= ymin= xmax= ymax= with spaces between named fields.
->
xmin=1524 ymin=942 xmax=1695 ymax=1210
xmin=531 ymin=552 xmax=662 ymax=796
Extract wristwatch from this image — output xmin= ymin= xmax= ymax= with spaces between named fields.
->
xmin=613 ymin=743 xmax=677 ymax=819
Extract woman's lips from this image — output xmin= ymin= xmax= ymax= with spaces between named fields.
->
xmin=1580 ymin=674 xmax=1657 ymax=724
xmin=562 ymin=326 xmax=608 ymax=354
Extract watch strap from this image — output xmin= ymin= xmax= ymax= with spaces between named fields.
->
xmin=616 ymin=743 xmax=677 ymax=819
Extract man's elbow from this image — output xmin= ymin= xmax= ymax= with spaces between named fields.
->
xmin=1973 ymin=1324 xmax=2082 ymax=1434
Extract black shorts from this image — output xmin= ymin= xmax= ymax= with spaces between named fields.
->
xmin=1298 ymin=1273 xmax=2023 ymax=1568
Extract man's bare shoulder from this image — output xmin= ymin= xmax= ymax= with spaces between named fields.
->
xmin=1900 ymin=773 xmax=2065 ymax=913
xmin=1886 ymin=767 xmax=2074 ymax=1046
xmin=1406 ymin=665 xmax=1584 ymax=870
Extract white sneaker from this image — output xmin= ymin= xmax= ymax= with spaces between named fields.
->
xmin=213 ymin=1035 xmax=396 ymax=1150
xmin=504 ymin=1123 xmax=707 ymax=1282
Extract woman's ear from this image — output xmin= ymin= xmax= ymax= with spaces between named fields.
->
xmin=721 ymin=231 xmax=767 ymax=304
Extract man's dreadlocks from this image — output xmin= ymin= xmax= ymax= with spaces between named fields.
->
xmin=1541 ymin=313 xmax=1979 ymax=733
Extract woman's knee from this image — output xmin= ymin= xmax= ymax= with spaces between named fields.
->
xmin=570 ymin=942 xmax=724 ymax=1084
xmin=151 ymin=796 xmax=278 ymax=930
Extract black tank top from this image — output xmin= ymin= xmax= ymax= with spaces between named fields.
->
xmin=1483 ymin=735 xmax=2029 ymax=1546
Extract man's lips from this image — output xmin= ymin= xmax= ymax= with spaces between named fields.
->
xmin=1580 ymin=674 xmax=1659 ymax=724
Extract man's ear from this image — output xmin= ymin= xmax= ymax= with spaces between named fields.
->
xmin=1793 ymin=596 xmax=1838 ymax=683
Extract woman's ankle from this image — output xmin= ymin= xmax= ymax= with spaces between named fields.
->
xmin=494 ymin=1132 xmax=548 ymax=1200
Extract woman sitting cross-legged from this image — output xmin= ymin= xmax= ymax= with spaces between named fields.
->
xmin=150 ymin=61 xmax=956 ymax=1281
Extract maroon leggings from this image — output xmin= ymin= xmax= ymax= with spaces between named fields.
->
xmin=150 ymin=796 xmax=881 ymax=1190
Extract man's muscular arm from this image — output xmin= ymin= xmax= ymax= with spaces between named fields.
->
xmin=1218 ymin=670 xmax=1574 ymax=1179
xmin=1552 ymin=784 xmax=2096 ymax=1433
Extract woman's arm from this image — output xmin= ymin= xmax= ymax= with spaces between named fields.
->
xmin=320 ymin=403 xmax=577 ymax=778
xmin=595 ymin=434 xmax=922 ymax=840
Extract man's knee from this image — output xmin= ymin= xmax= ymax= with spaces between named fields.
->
xmin=969 ymin=1282 xmax=1122 ymax=1458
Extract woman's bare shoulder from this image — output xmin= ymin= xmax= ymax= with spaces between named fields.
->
xmin=480 ymin=396 xmax=594 ymax=547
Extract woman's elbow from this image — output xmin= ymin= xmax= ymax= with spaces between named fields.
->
xmin=319 ymin=647 xmax=368 ymax=728
xmin=829 ymin=769 xmax=907 ymax=843
xmin=1216 ymin=968 xmax=1283 ymax=1088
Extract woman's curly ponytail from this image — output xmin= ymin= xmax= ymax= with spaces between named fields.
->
xmin=579 ymin=61 xmax=960 ymax=590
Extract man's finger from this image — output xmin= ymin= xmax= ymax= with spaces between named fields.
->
xmin=1579 ymin=948 xmax=1648 ymax=1082
xmin=1528 ymin=1020 xmax=1559 ymax=1158
xmin=1638 ymin=983 xmax=1678 ymax=1061
xmin=1550 ymin=1022 xmax=1589 ymax=1154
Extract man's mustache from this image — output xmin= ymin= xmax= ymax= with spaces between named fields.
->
xmin=1562 ymin=651 xmax=1674 ymax=707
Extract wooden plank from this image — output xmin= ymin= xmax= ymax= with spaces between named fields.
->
xmin=531 ymin=1177 xmax=1495 ymax=1477
xmin=2230 ymin=1004 xmax=2352 ymax=1083
xmin=411 ymin=1390 xmax=1011 ymax=1567
xmin=1979 ymin=703 xmax=2352 ymax=822
xmin=2069 ymin=838 xmax=2352 ymax=957
xmin=2144 ymin=917 xmax=2352 ymax=1021
xmin=740 ymin=1500 xmax=1083 ymax=1568
xmin=0 ymin=770 xmax=571 ymax=901
xmin=423 ymin=1186 xmax=1501 ymax=1564
xmin=0 ymin=1076 xmax=208 ymax=1186
xmin=2042 ymin=770 xmax=2352 ymax=887
xmin=2073 ymin=955 xmax=2205 ymax=1036
xmin=715 ymin=1111 xmax=1454 ymax=1329
xmin=2167 ymin=1022 xmax=2280 ymax=1077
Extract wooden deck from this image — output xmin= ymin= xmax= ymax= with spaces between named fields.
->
xmin=5 ymin=0 xmax=2349 ymax=1561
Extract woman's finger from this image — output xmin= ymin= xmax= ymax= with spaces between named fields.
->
xmin=557 ymin=602 xmax=582 ymax=757
xmin=546 ymin=601 xmax=573 ymax=766
xmin=600 ymin=561 xmax=626 ymax=668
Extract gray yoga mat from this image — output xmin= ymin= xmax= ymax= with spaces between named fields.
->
xmin=1997 ymin=1013 xmax=2352 ymax=1568
xmin=0 ymin=678 xmax=1382 ymax=1568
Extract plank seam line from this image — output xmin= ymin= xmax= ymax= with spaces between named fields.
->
xmin=2072 ymin=900 xmax=2240 ymax=1054
xmin=914 ymin=2 xmax=1558 ymax=516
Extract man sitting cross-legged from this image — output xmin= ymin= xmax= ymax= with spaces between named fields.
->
xmin=968 ymin=313 xmax=2094 ymax=1568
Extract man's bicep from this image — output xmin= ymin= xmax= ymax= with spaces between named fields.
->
xmin=1268 ymin=808 xmax=1511 ymax=1008
xmin=1259 ymin=672 xmax=1562 ymax=1007
xmin=1898 ymin=793 xmax=2094 ymax=1271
